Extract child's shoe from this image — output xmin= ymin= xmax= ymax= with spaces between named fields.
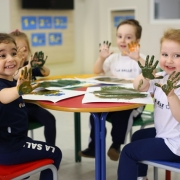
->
xmin=78 ymin=148 xmax=95 ymax=158
xmin=107 ymin=143 xmax=120 ymax=161
xmin=137 ymin=177 xmax=147 ymax=180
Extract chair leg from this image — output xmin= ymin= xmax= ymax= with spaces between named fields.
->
xmin=165 ymin=170 xmax=171 ymax=180
xmin=154 ymin=167 xmax=158 ymax=180
xmin=30 ymin=130 xmax=34 ymax=139
xmin=129 ymin=128 xmax=132 ymax=142
xmin=74 ymin=112 xmax=81 ymax=162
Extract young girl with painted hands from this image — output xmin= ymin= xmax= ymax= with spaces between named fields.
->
xmin=79 ymin=19 xmax=146 ymax=161
xmin=118 ymin=28 xmax=180 ymax=180
xmin=0 ymin=33 xmax=61 ymax=180
xmin=10 ymin=30 xmax=57 ymax=146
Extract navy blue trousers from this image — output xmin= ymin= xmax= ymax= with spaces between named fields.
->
xmin=26 ymin=103 xmax=56 ymax=145
xmin=0 ymin=137 xmax=62 ymax=180
xmin=88 ymin=109 xmax=134 ymax=149
xmin=118 ymin=127 xmax=180 ymax=180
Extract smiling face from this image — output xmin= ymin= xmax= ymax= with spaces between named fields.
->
xmin=116 ymin=24 xmax=140 ymax=53
xmin=159 ymin=40 xmax=180 ymax=75
xmin=0 ymin=42 xmax=20 ymax=80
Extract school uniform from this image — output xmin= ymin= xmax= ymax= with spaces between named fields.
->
xmin=0 ymin=79 xmax=61 ymax=180
xmin=88 ymin=53 xmax=146 ymax=151
xmin=118 ymin=71 xmax=180 ymax=180
xmin=26 ymin=67 xmax=56 ymax=145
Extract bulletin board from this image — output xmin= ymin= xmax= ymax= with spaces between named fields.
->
xmin=10 ymin=1 xmax=75 ymax=65
xmin=109 ymin=9 xmax=135 ymax=47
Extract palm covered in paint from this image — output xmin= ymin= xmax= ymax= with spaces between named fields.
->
xmin=155 ymin=71 xmax=180 ymax=95
xmin=31 ymin=51 xmax=48 ymax=69
xmin=138 ymin=55 xmax=163 ymax=79
xmin=17 ymin=67 xmax=39 ymax=95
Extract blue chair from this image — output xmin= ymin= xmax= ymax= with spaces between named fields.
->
xmin=140 ymin=160 xmax=179 ymax=180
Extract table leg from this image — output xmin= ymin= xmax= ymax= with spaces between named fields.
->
xmin=74 ymin=112 xmax=81 ymax=162
xmin=91 ymin=112 xmax=108 ymax=180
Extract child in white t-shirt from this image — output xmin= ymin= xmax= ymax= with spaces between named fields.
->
xmin=79 ymin=19 xmax=145 ymax=161
xmin=118 ymin=28 xmax=180 ymax=180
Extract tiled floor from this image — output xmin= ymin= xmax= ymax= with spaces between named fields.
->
xmin=28 ymin=110 xmax=180 ymax=180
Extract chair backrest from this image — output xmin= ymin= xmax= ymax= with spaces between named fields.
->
xmin=28 ymin=120 xmax=43 ymax=130
xmin=0 ymin=158 xmax=58 ymax=180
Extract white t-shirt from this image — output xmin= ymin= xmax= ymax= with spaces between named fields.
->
xmin=102 ymin=53 xmax=146 ymax=79
xmin=148 ymin=71 xmax=180 ymax=156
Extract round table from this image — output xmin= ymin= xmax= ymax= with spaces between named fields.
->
xmin=36 ymin=85 xmax=143 ymax=180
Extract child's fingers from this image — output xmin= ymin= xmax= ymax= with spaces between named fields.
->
xmin=20 ymin=70 xmax=24 ymax=80
xmin=28 ymin=68 xmax=32 ymax=81
xmin=32 ymin=83 xmax=40 ymax=90
xmin=44 ymin=56 xmax=48 ymax=61
xmin=24 ymin=67 xmax=28 ymax=79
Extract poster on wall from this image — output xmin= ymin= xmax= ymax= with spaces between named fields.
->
xmin=53 ymin=16 xmax=67 ymax=29
xmin=38 ymin=16 xmax=52 ymax=29
xmin=114 ymin=15 xmax=134 ymax=27
xmin=31 ymin=33 xmax=46 ymax=46
xmin=49 ymin=33 xmax=62 ymax=45
xmin=21 ymin=16 xmax=37 ymax=30
xmin=12 ymin=3 xmax=75 ymax=64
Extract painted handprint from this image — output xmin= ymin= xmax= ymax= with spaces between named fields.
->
xmin=128 ymin=41 xmax=140 ymax=52
xmin=31 ymin=51 xmax=48 ymax=69
xmin=99 ymin=41 xmax=113 ymax=59
xmin=124 ymin=41 xmax=140 ymax=60
xmin=138 ymin=55 xmax=163 ymax=79
xmin=155 ymin=71 xmax=180 ymax=95
xmin=17 ymin=67 xmax=39 ymax=95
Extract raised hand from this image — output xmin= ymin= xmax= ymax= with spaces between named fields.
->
xmin=124 ymin=41 xmax=140 ymax=61
xmin=17 ymin=47 xmax=26 ymax=68
xmin=17 ymin=67 xmax=39 ymax=95
xmin=155 ymin=71 xmax=180 ymax=95
xmin=99 ymin=41 xmax=113 ymax=59
xmin=138 ymin=55 xmax=163 ymax=79
xmin=30 ymin=51 xmax=48 ymax=69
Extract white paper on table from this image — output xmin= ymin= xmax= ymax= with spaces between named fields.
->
xmin=23 ymin=89 xmax=86 ymax=103
xmin=82 ymin=87 xmax=154 ymax=104
xmin=75 ymin=75 xmax=134 ymax=85
xmin=36 ymin=78 xmax=96 ymax=90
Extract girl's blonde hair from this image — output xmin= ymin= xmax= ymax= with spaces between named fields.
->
xmin=10 ymin=29 xmax=31 ymax=54
xmin=160 ymin=28 xmax=180 ymax=45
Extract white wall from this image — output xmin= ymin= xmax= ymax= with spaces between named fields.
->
xmin=1 ymin=0 xmax=180 ymax=76
xmin=94 ymin=0 xmax=180 ymax=61
xmin=0 ymin=0 xmax=11 ymax=32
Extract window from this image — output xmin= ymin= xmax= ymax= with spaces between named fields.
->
xmin=150 ymin=0 xmax=180 ymax=23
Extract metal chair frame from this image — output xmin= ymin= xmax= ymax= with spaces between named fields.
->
xmin=12 ymin=164 xmax=58 ymax=180
xmin=140 ymin=160 xmax=179 ymax=180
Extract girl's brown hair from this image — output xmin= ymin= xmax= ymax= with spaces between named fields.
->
xmin=0 ymin=33 xmax=16 ymax=46
xmin=117 ymin=19 xmax=142 ymax=40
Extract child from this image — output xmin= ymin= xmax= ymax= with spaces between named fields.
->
xmin=118 ymin=28 xmax=180 ymax=180
xmin=10 ymin=30 xmax=56 ymax=145
xmin=0 ymin=33 xmax=62 ymax=180
xmin=79 ymin=19 xmax=146 ymax=161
